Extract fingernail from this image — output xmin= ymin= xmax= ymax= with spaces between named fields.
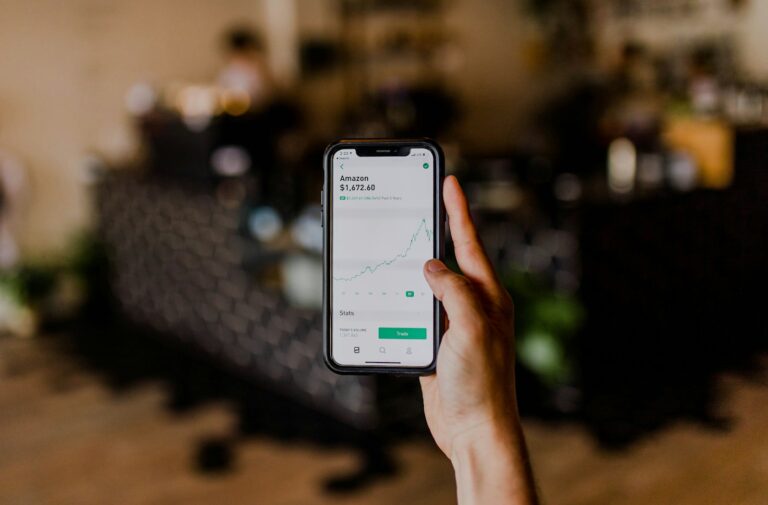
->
xmin=426 ymin=259 xmax=447 ymax=273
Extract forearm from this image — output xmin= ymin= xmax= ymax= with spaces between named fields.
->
xmin=450 ymin=420 xmax=538 ymax=505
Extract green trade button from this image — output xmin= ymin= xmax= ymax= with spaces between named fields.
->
xmin=379 ymin=327 xmax=427 ymax=340
xmin=405 ymin=290 xmax=414 ymax=297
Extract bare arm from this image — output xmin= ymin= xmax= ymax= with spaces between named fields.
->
xmin=421 ymin=175 xmax=538 ymax=504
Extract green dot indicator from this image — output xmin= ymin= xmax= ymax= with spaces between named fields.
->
xmin=405 ymin=291 xmax=414 ymax=297
xmin=423 ymin=163 xmax=429 ymax=169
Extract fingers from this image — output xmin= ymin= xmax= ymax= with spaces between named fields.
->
xmin=424 ymin=259 xmax=486 ymax=334
xmin=443 ymin=176 xmax=502 ymax=297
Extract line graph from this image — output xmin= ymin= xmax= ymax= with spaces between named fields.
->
xmin=333 ymin=218 xmax=433 ymax=282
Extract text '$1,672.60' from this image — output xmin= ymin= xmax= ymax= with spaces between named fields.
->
xmin=339 ymin=184 xmax=376 ymax=192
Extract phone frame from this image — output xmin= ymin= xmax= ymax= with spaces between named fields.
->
xmin=322 ymin=138 xmax=445 ymax=375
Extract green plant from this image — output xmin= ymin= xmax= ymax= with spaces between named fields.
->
xmin=502 ymin=268 xmax=584 ymax=386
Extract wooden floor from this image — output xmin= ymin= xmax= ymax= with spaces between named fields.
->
xmin=1 ymin=336 xmax=767 ymax=505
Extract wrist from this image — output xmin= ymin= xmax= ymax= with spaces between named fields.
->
xmin=449 ymin=416 xmax=521 ymax=466
xmin=450 ymin=418 xmax=537 ymax=505
xmin=449 ymin=398 xmax=521 ymax=459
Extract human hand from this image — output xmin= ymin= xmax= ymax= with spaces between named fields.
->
xmin=421 ymin=175 xmax=536 ymax=504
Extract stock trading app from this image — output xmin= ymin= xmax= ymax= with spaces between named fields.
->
xmin=330 ymin=148 xmax=435 ymax=367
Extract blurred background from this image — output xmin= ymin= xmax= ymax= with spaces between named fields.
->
xmin=1 ymin=0 xmax=767 ymax=503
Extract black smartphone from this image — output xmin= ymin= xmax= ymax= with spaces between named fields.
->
xmin=322 ymin=139 xmax=445 ymax=375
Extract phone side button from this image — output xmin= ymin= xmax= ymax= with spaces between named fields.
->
xmin=320 ymin=190 xmax=325 ymax=227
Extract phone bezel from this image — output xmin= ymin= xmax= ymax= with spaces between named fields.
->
xmin=322 ymin=138 xmax=445 ymax=375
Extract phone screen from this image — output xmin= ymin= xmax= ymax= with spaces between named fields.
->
xmin=329 ymin=147 xmax=437 ymax=368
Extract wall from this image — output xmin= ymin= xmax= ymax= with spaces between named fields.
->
xmin=0 ymin=0 xmax=266 ymax=261
xmin=737 ymin=0 xmax=768 ymax=80
xmin=0 ymin=1 xmax=89 ymax=261
xmin=444 ymin=0 xmax=535 ymax=152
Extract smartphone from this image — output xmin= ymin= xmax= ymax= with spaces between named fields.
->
xmin=323 ymin=139 xmax=445 ymax=375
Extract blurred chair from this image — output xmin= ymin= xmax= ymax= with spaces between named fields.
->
xmin=96 ymin=173 xmax=378 ymax=428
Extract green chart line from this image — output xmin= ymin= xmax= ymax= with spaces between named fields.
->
xmin=333 ymin=218 xmax=433 ymax=282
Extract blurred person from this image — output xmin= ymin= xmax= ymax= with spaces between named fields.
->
xmin=421 ymin=176 xmax=538 ymax=504
xmin=0 ymin=146 xmax=26 ymax=268
xmin=217 ymin=26 xmax=274 ymax=109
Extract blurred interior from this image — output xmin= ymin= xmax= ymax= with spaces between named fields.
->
xmin=2 ymin=0 xmax=768 ymax=503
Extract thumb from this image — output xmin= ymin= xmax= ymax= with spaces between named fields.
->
xmin=424 ymin=259 xmax=486 ymax=333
